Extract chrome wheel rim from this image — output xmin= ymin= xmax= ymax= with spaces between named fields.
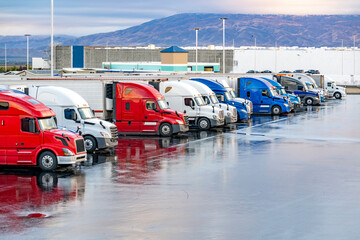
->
xmin=42 ymin=155 xmax=54 ymax=169
xmin=199 ymin=120 xmax=208 ymax=129
xmin=161 ymin=125 xmax=171 ymax=135
xmin=85 ymin=139 xmax=94 ymax=150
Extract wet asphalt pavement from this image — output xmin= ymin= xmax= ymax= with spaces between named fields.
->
xmin=1 ymin=96 xmax=360 ymax=240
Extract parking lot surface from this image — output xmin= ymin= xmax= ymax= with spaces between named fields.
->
xmin=1 ymin=96 xmax=360 ymax=240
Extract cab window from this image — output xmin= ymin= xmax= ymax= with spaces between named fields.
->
xmin=184 ymin=98 xmax=194 ymax=107
xmin=146 ymin=101 xmax=157 ymax=110
xmin=64 ymin=109 xmax=76 ymax=120
xmin=21 ymin=118 xmax=38 ymax=133
xmin=262 ymin=90 xmax=270 ymax=97
xmin=0 ymin=102 xmax=9 ymax=110
xmin=216 ymin=94 xmax=224 ymax=102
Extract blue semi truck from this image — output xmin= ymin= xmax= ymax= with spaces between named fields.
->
xmin=273 ymin=75 xmax=321 ymax=106
xmin=261 ymin=77 xmax=303 ymax=111
xmin=190 ymin=78 xmax=252 ymax=121
xmin=236 ymin=77 xmax=292 ymax=115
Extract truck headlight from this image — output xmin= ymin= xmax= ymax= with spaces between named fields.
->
xmin=227 ymin=112 xmax=231 ymax=116
xmin=62 ymin=148 xmax=74 ymax=156
xmin=100 ymin=132 xmax=110 ymax=138
xmin=213 ymin=115 xmax=218 ymax=120
xmin=284 ymin=103 xmax=288 ymax=107
xmin=176 ymin=119 xmax=184 ymax=124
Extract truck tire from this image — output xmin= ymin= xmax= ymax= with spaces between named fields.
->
xmin=198 ymin=118 xmax=211 ymax=130
xmin=159 ymin=123 xmax=173 ymax=137
xmin=305 ymin=98 xmax=313 ymax=106
xmin=84 ymin=135 xmax=97 ymax=152
xmin=38 ymin=151 xmax=58 ymax=171
xmin=334 ymin=92 xmax=342 ymax=99
xmin=271 ymin=105 xmax=282 ymax=115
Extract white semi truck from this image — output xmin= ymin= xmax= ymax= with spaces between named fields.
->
xmin=28 ymin=86 xmax=118 ymax=152
xmin=309 ymin=75 xmax=346 ymax=99
xmin=151 ymin=81 xmax=225 ymax=130
xmin=181 ymin=80 xmax=237 ymax=124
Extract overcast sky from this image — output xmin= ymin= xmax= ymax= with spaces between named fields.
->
xmin=1 ymin=0 xmax=359 ymax=36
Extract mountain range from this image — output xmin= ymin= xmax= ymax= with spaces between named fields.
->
xmin=1 ymin=13 xmax=359 ymax=58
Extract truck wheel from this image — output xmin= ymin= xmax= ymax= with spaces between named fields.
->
xmin=198 ymin=118 xmax=211 ymax=130
xmin=84 ymin=135 xmax=97 ymax=152
xmin=38 ymin=151 xmax=57 ymax=171
xmin=334 ymin=92 xmax=342 ymax=99
xmin=159 ymin=123 xmax=173 ymax=137
xmin=305 ymin=98 xmax=313 ymax=106
xmin=271 ymin=105 xmax=282 ymax=115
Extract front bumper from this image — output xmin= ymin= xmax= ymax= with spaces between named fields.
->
xmin=57 ymin=153 xmax=86 ymax=165
xmin=97 ymin=137 xmax=118 ymax=149
xmin=210 ymin=118 xmax=225 ymax=127
xmin=173 ymin=124 xmax=189 ymax=133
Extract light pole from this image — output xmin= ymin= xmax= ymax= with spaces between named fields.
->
xmin=220 ymin=17 xmax=228 ymax=73
xmin=194 ymin=28 xmax=200 ymax=72
xmin=4 ymin=43 xmax=7 ymax=72
xmin=341 ymin=39 xmax=344 ymax=75
xmin=354 ymin=35 xmax=356 ymax=76
xmin=275 ymin=40 xmax=278 ymax=73
xmin=25 ymin=34 xmax=31 ymax=70
xmin=51 ymin=0 xmax=54 ymax=77
xmin=252 ymin=35 xmax=256 ymax=71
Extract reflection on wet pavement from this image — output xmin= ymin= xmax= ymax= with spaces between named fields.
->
xmin=1 ymin=97 xmax=360 ymax=239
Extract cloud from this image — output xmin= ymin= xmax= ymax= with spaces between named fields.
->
xmin=0 ymin=0 xmax=359 ymax=36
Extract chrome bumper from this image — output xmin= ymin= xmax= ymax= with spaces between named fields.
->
xmin=57 ymin=153 xmax=86 ymax=165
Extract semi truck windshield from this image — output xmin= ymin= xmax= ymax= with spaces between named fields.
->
xmin=38 ymin=117 xmax=57 ymax=131
xmin=157 ymin=100 xmax=169 ymax=109
xmin=209 ymin=95 xmax=219 ymax=104
xmin=78 ymin=107 xmax=95 ymax=119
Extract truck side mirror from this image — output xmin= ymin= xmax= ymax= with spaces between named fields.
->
xmin=71 ymin=111 xmax=77 ymax=121
xmin=190 ymin=100 xmax=195 ymax=109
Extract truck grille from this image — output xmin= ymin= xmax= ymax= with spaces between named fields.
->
xmin=183 ymin=115 xmax=189 ymax=126
xmin=76 ymin=139 xmax=85 ymax=153
xmin=110 ymin=126 xmax=118 ymax=139
xmin=219 ymin=110 xmax=224 ymax=120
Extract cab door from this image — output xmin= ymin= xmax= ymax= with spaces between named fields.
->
xmin=119 ymin=100 xmax=141 ymax=133
xmin=0 ymin=116 xmax=6 ymax=165
xmin=258 ymin=89 xmax=272 ymax=113
xmin=7 ymin=117 xmax=42 ymax=165
xmin=142 ymin=100 xmax=160 ymax=133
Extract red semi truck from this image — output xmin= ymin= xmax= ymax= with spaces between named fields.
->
xmin=0 ymin=90 xmax=86 ymax=170
xmin=110 ymin=82 xmax=189 ymax=137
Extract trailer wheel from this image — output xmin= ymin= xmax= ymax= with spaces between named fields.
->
xmin=334 ymin=92 xmax=342 ymax=99
xmin=159 ymin=123 xmax=173 ymax=137
xmin=305 ymin=98 xmax=313 ymax=106
xmin=198 ymin=118 xmax=211 ymax=130
xmin=38 ymin=151 xmax=57 ymax=171
xmin=271 ymin=105 xmax=282 ymax=115
xmin=84 ymin=135 xmax=97 ymax=152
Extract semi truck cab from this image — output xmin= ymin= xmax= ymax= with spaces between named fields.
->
xmin=261 ymin=77 xmax=303 ymax=111
xmin=274 ymin=75 xmax=321 ymax=106
xmin=181 ymin=80 xmax=237 ymax=124
xmin=154 ymin=81 xmax=225 ymax=130
xmin=190 ymin=78 xmax=251 ymax=121
xmin=109 ymin=82 xmax=189 ymax=136
xmin=27 ymin=86 xmax=118 ymax=152
xmin=0 ymin=90 xmax=86 ymax=171
xmin=237 ymin=77 xmax=291 ymax=115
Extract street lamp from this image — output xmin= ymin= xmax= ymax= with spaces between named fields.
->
xmin=51 ymin=0 xmax=54 ymax=77
xmin=4 ymin=43 xmax=7 ymax=72
xmin=194 ymin=28 xmax=200 ymax=72
xmin=25 ymin=34 xmax=31 ymax=71
xmin=220 ymin=17 xmax=228 ymax=73
xmin=354 ymin=35 xmax=356 ymax=77
xmin=252 ymin=35 xmax=256 ymax=71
